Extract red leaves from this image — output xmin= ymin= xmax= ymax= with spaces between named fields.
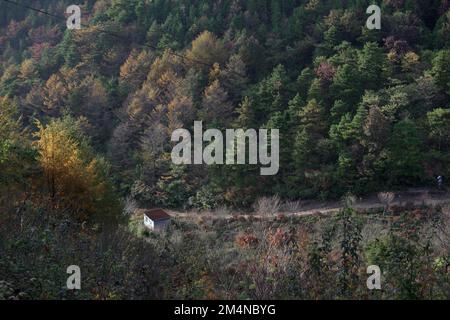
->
xmin=29 ymin=43 xmax=51 ymax=61
xmin=315 ymin=61 xmax=336 ymax=86
xmin=235 ymin=232 xmax=259 ymax=248
xmin=268 ymin=228 xmax=291 ymax=248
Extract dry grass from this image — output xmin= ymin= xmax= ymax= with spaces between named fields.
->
xmin=212 ymin=205 xmax=233 ymax=216
xmin=442 ymin=203 xmax=450 ymax=216
xmin=252 ymin=195 xmax=281 ymax=215
xmin=123 ymin=197 xmax=137 ymax=216
xmin=378 ymin=192 xmax=395 ymax=211
xmin=281 ymin=200 xmax=303 ymax=213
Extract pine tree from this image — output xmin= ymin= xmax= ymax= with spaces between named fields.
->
xmin=201 ymin=80 xmax=233 ymax=127
xmin=387 ymin=119 xmax=424 ymax=185
xmin=358 ymin=42 xmax=386 ymax=91
xmin=431 ymin=50 xmax=450 ymax=90
xmin=186 ymin=31 xmax=228 ymax=72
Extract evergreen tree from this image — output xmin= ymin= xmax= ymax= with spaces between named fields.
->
xmin=387 ymin=119 xmax=424 ymax=185
xmin=431 ymin=50 xmax=450 ymax=91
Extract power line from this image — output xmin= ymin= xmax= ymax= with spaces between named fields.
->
xmin=1 ymin=0 xmax=245 ymax=76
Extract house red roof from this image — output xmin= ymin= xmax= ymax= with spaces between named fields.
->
xmin=144 ymin=209 xmax=171 ymax=222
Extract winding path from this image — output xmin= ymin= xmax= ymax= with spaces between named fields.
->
xmin=171 ymin=188 xmax=450 ymax=219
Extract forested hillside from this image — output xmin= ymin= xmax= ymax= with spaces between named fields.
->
xmin=1 ymin=0 xmax=450 ymax=301
xmin=1 ymin=0 xmax=449 ymax=211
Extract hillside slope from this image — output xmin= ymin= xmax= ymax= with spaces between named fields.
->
xmin=0 ymin=0 xmax=449 ymax=212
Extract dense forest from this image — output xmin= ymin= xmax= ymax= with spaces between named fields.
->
xmin=1 ymin=0 xmax=449 ymax=211
xmin=0 ymin=0 xmax=449 ymax=300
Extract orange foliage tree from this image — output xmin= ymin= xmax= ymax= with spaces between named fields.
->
xmin=33 ymin=115 xmax=121 ymax=222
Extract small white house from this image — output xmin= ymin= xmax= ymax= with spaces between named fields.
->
xmin=143 ymin=208 xmax=171 ymax=231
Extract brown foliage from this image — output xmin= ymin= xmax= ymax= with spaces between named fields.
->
xmin=235 ymin=232 xmax=259 ymax=248
xmin=268 ymin=228 xmax=291 ymax=248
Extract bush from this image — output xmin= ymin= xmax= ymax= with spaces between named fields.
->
xmin=190 ymin=187 xmax=219 ymax=211
xmin=281 ymin=200 xmax=303 ymax=213
xmin=378 ymin=192 xmax=395 ymax=212
xmin=235 ymin=232 xmax=259 ymax=248
xmin=252 ymin=195 xmax=281 ymax=215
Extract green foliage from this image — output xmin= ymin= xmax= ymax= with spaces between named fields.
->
xmin=357 ymin=42 xmax=386 ymax=91
xmin=0 ymin=97 xmax=34 ymax=188
xmin=365 ymin=234 xmax=423 ymax=299
xmin=336 ymin=206 xmax=363 ymax=297
xmin=387 ymin=119 xmax=424 ymax=185
xmin=154 ymin=164 xmax=192 ymax=209
xmin=431 ymin=50 xmax=450 ymax=90
xmin=190 ymin=186 xmax=219 ymax=211
xmin=427 ymin=108 xmax=450 ymax=150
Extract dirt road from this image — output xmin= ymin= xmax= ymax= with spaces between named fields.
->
xmin=171 ymin=188 xmax=450 ymax=219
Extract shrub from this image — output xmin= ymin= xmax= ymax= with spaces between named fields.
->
xmin=123 ymin=196 xmax=137 ymax=216
xmin=378 ymin=192 xmax=395 ymax=212
xmin=253 ymin=195 xmax=281 ymax=215
xmin=190 ymin=187 xmax=218 ymax=211
xmin=268 ymin=228 xmax=291 ymax=248
xmin=282 ymin=200 xmax=303 ymax=213
xmin=235 ymin=232 xmax=259 ymax=248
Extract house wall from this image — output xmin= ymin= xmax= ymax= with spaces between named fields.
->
xmin=154 ymin=219 xmax=170 ymax=231
xmin=144 ymin=215 xmax=170 ymax=231
xmin=144 ymin=215 xmax=154 ymax=229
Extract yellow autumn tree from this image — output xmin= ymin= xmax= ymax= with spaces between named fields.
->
xmin=186 ymin=31 xmax=228 ymax=72
xmin=33 ymin=116 xmax=120 ymax=222
xmin=43 ymin=73 xmax=68 ymax=111
xmin=119 ymin=49 xmax=154 ymax=92
xmin=167 ymin=96 xmax=195 ymax=132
